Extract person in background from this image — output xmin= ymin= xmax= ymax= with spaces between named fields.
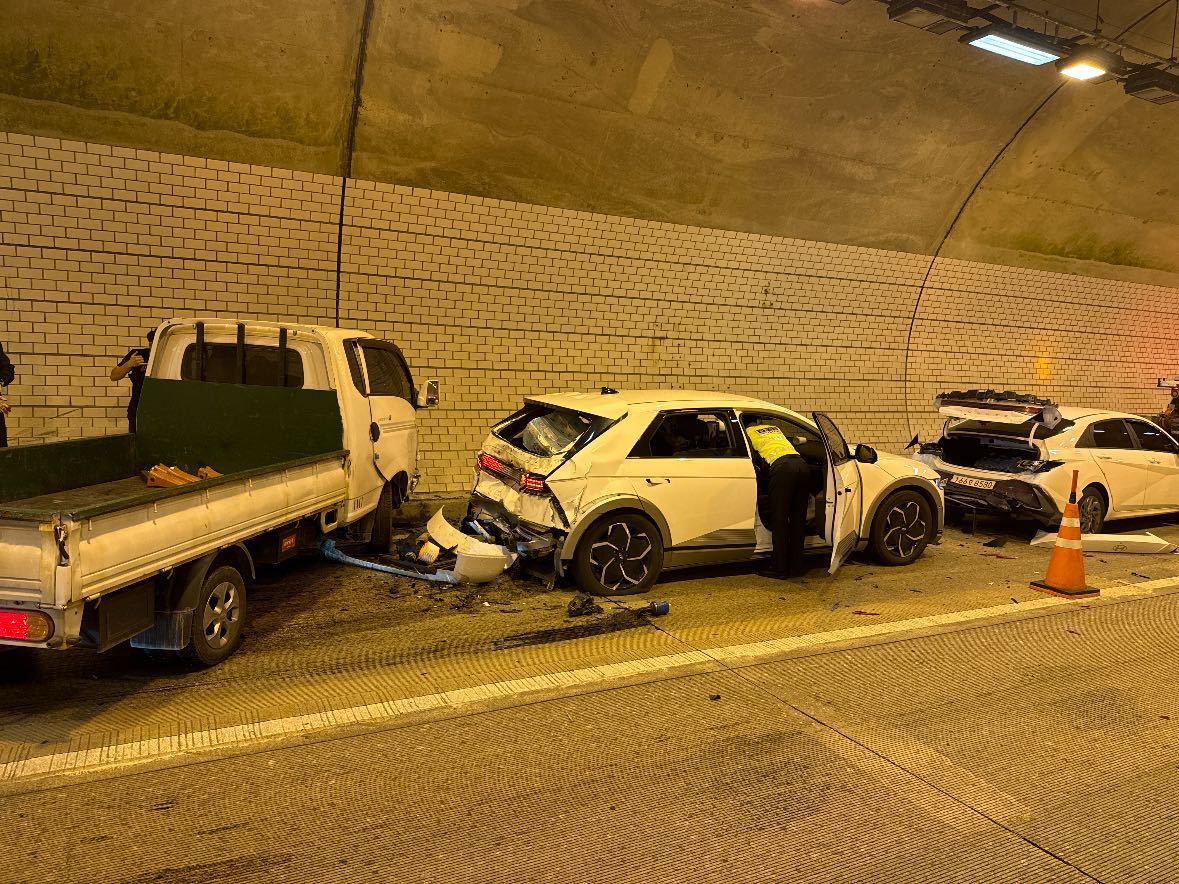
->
xmin=110 ymin=329 xmax=156 ymax=433
xmin=1163 ymin=385 xmax=1179 ymax=435
xmin=0 ymin=340 xmax=13 ymax=448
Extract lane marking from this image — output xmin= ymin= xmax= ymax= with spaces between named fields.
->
xmin=4 ymin=581 xmax=1178 ymax=784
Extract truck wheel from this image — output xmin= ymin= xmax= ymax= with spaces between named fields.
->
xmin=182 ymin=565 xmax=247 ymax=666
xmin=367 ymin=482 xmax=395 ymax=553
xmin=571 ymin=512 xmax=664 ymax=596
xmin=870 ymin=490 xmax=933 ymax=566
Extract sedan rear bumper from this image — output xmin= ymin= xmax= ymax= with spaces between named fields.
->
xmin=939 ymin=473 xmax=1062 ymax=525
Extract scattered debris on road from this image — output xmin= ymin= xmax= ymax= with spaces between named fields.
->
xmin=853 ymin=610 xmax=881 ymax=616
xmin=567 ymin=592 xmax=604 ymax=617
xmin=983 ymin=537 xmax=1008 ymax=548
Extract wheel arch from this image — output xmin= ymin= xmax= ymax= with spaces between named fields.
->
xmin=560 ymin=497 xmax=671 ymax=561
xmin=172 ymin=543 xmax=255 ymax=612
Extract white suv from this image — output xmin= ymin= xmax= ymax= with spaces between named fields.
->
xmin=451 ymin=390 xmax=944 ymax=595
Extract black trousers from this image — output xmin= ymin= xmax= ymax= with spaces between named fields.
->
xmin=766 ymin=455 xmax=810 ymax=576
xmin=0 ymin=413 xmax=6 ymax=448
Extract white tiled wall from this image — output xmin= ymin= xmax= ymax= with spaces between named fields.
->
xmin=2 ymin=132 xmax=1177 ymax=493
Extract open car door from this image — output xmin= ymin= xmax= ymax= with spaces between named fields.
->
xmin=354 ymin=339 xmax=418 ymax=484
xmin=813 ymin=412 xmax=862 ymax=574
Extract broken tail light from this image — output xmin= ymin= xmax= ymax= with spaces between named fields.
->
xmin=519 ymin=472 xmax=548 ymax=494
xmin=476 ymin=453 xmax=549 ymax=494
xmin=477 ymin=452 xmax=519 ymax=482
xmin=0 ymin=610 xmax=54 ymax=643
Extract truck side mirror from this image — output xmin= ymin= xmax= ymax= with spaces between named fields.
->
xmin=417 ymin=379 xmax=440 ymax=409
xmin=855 ymin=443 xmax=878 ymax=464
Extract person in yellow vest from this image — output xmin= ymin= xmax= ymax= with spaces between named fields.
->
xmin=746 ymin=422 xmax=811 ymax=578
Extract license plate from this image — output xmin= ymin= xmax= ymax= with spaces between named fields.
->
xmin=950 ymin=475 xmax=995 ymax=490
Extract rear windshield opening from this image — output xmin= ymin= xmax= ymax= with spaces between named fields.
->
xmin=181 ymin=343 xmax=304 ymax=388
xmin=494 ymin=404 xmax=614 ymax=457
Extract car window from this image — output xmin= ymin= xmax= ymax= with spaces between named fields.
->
xmin=360 ymin=343 xmax=413 ymax=401
xmin=1128 ymin=420 xmax=1178 ymax=453
xmin=181 ymin=343 xmax=304 ymax=388
xmin=629 ymin=410 xmax=743 ymax=458
xmin=1088 ymin=419 xmax=1136 ymax=450
xmin=740 ymin=412 xmax=825 ymax=462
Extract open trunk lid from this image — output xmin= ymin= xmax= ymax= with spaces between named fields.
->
xmin=923 ymin=390 xmax=1067 ymax=475
xmin=933 ymin=390 xmax=1064 ymax=429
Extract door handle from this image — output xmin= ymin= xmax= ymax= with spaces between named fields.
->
xmin=1150 ymin=459 xmax=1163 ymax=465
xmin=1096 ymin=455 xmax=1113 ymax=460
xmin=645 ymin=478 xmax=670 ymax=485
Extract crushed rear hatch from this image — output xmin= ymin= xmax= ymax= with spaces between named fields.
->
xmin=468 ymin=401 xmax=620 ymax=555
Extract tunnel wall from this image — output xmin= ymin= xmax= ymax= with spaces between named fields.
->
xmin=3 ymin=130 xmax=1178 ymax=493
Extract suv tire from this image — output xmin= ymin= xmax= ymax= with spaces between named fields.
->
xmin=572 ymin=512 xmax=664 ymax=596
xmin=869 ymin=489 xmax=933 ymax=566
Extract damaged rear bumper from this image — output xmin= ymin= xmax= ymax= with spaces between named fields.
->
xmin=937 ymin=472 xmax=1061 ymax=525
xmin=465 ymin=493 xmax=563 ymax=560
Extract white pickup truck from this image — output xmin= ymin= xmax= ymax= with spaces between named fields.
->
xmin=0 ymin=319 xmax=438 ymax=665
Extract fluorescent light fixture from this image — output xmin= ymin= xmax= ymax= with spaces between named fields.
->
xmin=1057 ymin=47 xmax=1123 ymax=83
xmin=1124 ymin=67 xmax=1179 ymax=104
xmin=887 ymin=0 xmax=975 ymax=35
xmin=960 ymin=24 xmax=1064 ymax=65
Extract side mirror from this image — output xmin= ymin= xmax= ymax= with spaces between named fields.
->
xmin=417 ymin=379 xmax=440 ymax=409
xmin=855 ymin=443 xmax=878 ymax=464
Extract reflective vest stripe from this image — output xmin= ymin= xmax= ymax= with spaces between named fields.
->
xmin=746 ymin=425 xmax=799 ymax=464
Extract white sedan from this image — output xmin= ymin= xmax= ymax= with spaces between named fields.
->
xmin=913 ymin=390 xmax=1179 ymax=534
xmin=456 ymin=390 xmax=944 ymax=595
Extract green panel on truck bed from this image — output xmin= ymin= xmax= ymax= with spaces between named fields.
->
xmin=135 ymin=377 xmax=345 ymax=475
xmin=0 ymin=434 xmax=137 ymax=503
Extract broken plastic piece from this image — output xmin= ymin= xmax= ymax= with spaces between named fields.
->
xmin=1030 ymin=531 xmax=1177 ymax=554
xmin=320 ymin=538 xmax=459 ymax=584
xmin=427 ymin=509 xmax=518 ymax=583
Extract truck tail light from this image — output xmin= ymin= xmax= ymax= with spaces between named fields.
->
xmin=519 ymin=472 xmax=548 ymax=494
xmin=0 ymin=610 xmax=54 ymax=643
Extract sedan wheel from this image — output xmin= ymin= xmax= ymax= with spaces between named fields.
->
xmin=870 ymin=490 xmax=933 ymax=566
xmin=1077 ymin=487 xmax=1106 ymax=534
xmin=572 ymin=512 xmax=665 ymax=596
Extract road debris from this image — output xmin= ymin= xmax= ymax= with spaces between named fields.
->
xmin=852 ymin=610 xmax=881 ymax=616
xmin=567 ymin=592 xmax=603 ymax=617
xmin=983 ymin=536 xmax=1008 ymax=548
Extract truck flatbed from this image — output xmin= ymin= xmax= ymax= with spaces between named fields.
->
xmin=0 ymin=451 xmax=347 ymax=521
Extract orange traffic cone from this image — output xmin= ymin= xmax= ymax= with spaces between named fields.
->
xmin=1031 ymin=469 xmax=1098 ymax=598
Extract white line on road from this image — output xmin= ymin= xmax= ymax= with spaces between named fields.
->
xmin=1 ymin=584 xmax=1170 ymax=784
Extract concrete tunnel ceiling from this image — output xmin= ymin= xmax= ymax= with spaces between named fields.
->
xmin=3 ymin=0 xmax=1179 ymax=490
xmin=3 ymin=0 xmax=1178 ymax=283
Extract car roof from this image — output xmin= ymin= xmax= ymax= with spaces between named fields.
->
xmin=524 ymin=389 xmax=810 ymax=422
xmin=1057 ymin=407 xmax=1151 ymax=422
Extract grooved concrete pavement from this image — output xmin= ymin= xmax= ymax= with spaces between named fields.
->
xmin=5 ymin=577 xmax=1179 ymax=881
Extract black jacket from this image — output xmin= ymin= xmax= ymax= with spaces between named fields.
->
xmin=0 ymin=342 xmax=12 ymax=387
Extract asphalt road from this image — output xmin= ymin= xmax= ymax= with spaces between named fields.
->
xmin=2 ymin=516 xmax=1179 ymax=882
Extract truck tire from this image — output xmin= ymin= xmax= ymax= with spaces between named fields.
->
xmin=571 ymin=512 xmax=664 ymax=596
xmin=181 ymin=564 xmax=247 ymax=666
xmin=367 ymin=482 xmax=395 ymax=553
